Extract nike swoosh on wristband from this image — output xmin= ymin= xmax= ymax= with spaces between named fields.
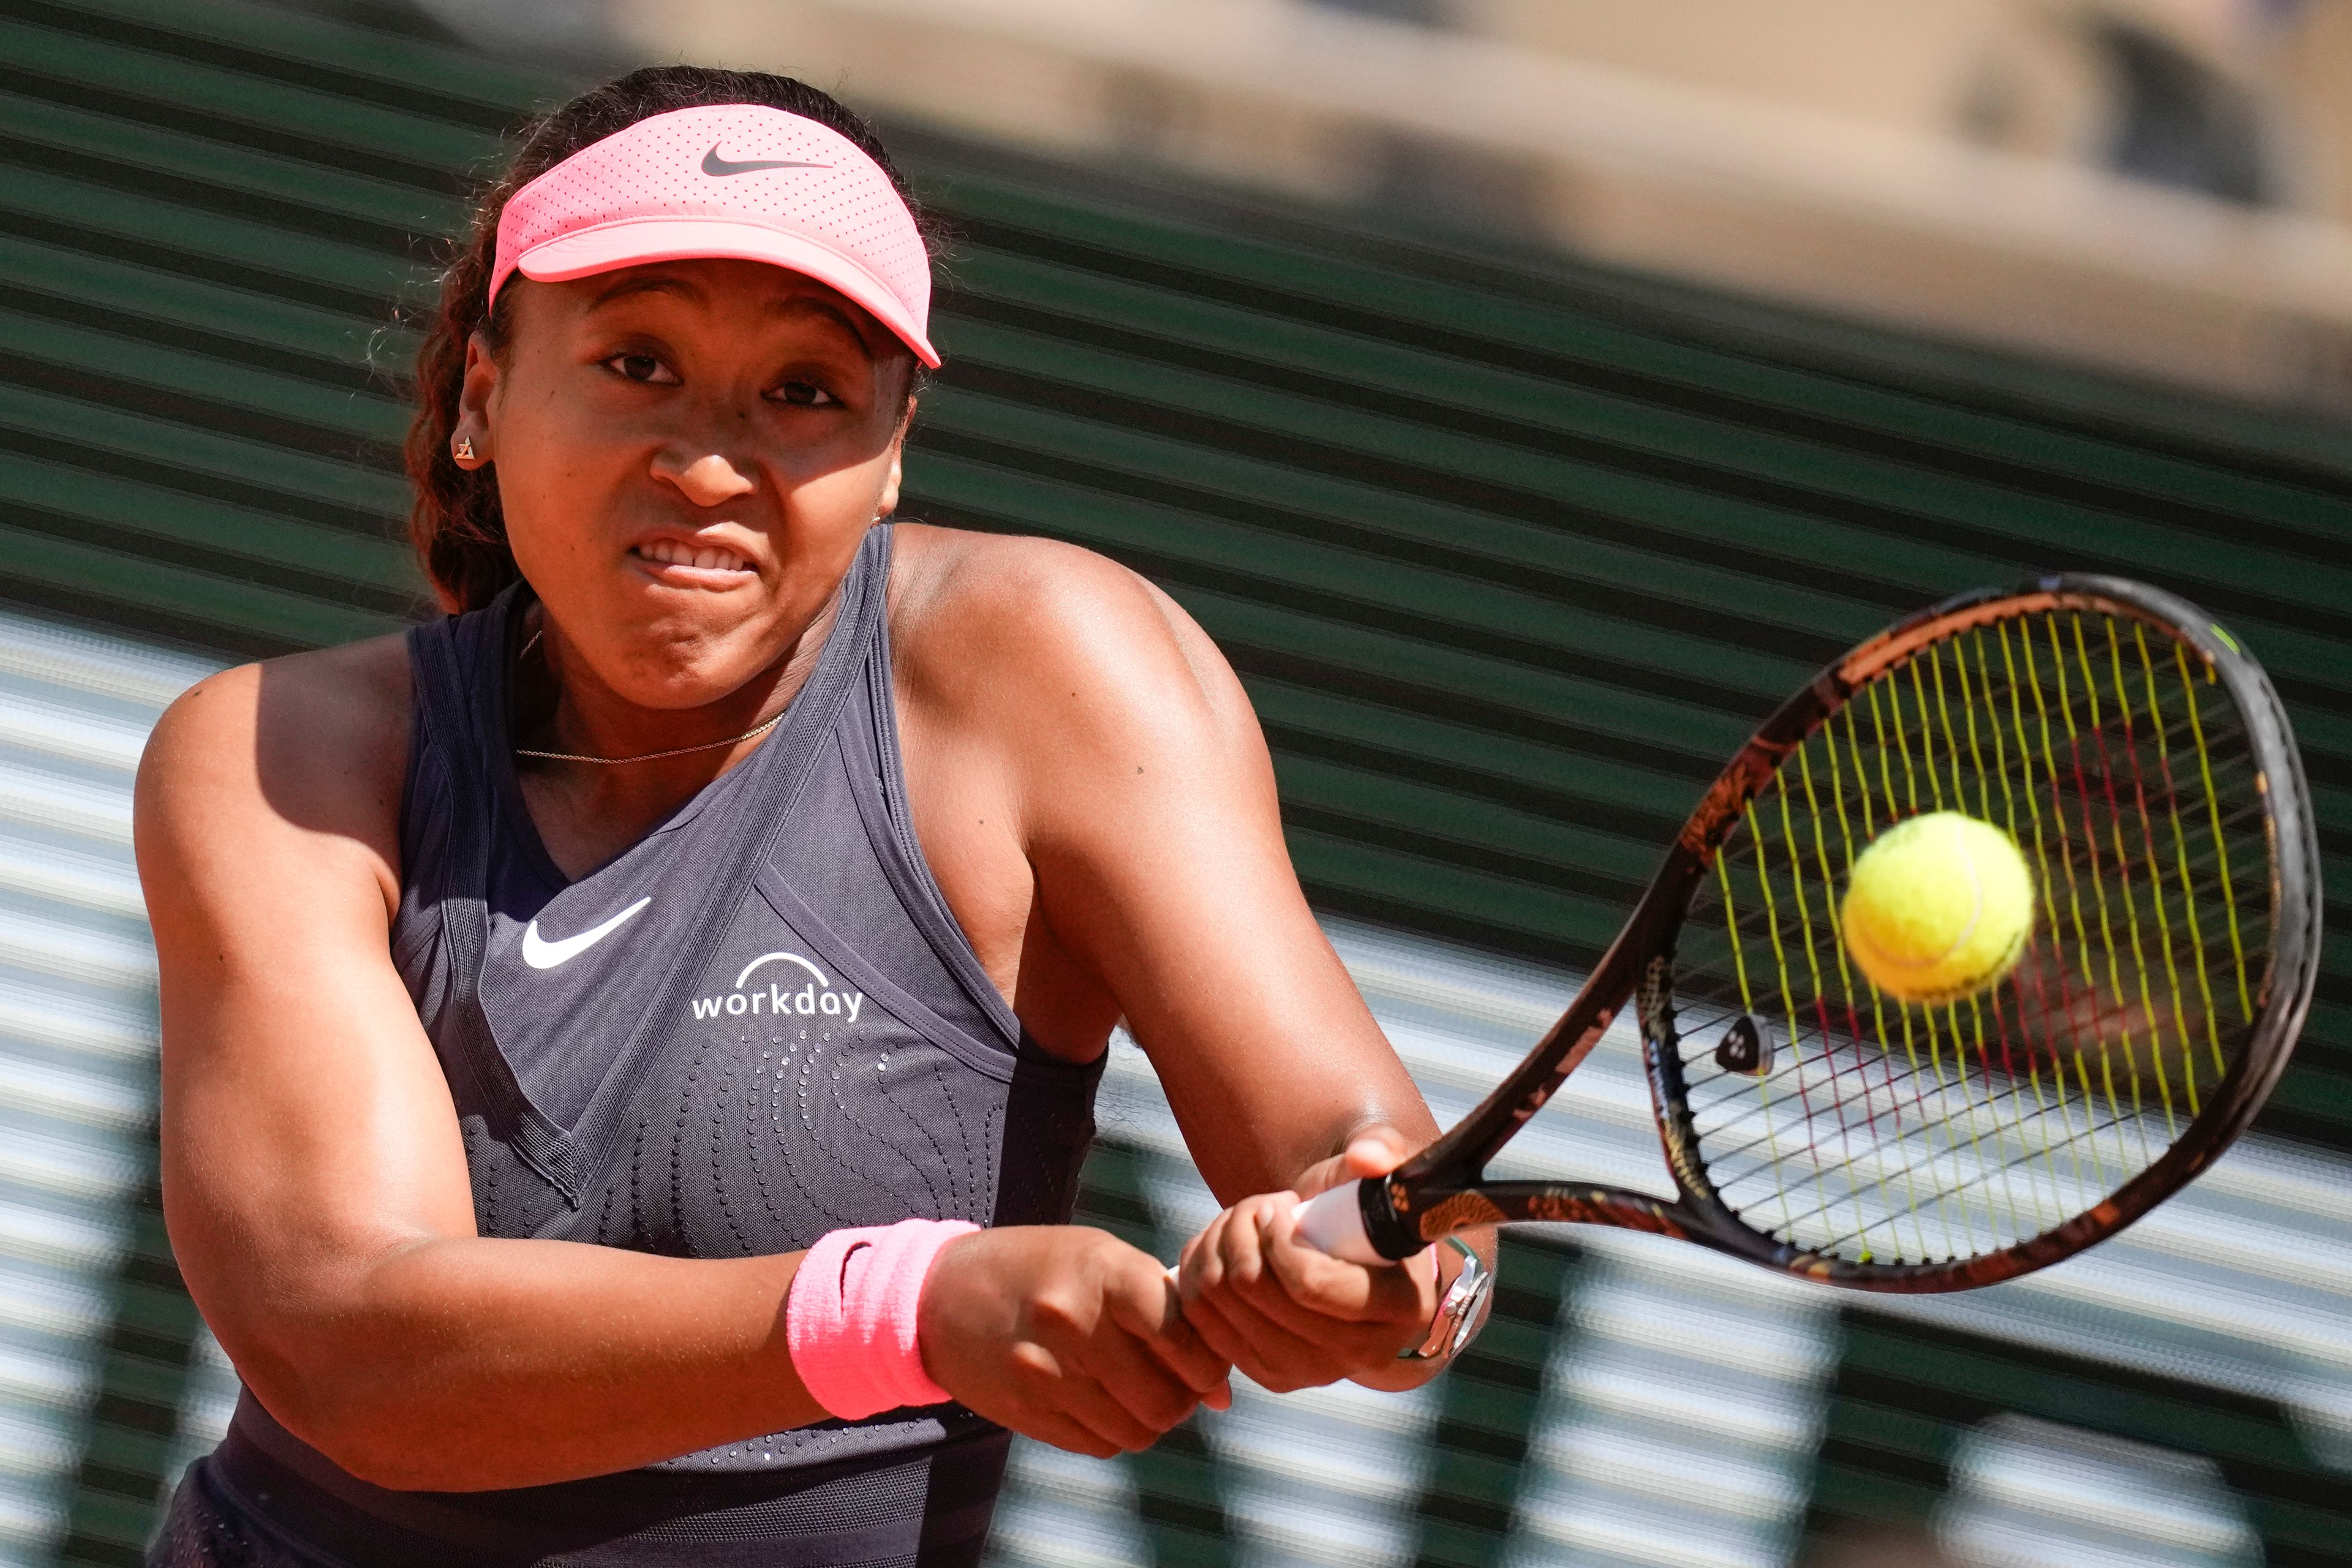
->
xmin=701 ymin=147 xmax=832 ymax=177
xmin=521 ymin=897 xmax=652 ymax=970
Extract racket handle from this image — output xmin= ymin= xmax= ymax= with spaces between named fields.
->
xmin=1294 ymin=1180 xmax=1390 ymax=1265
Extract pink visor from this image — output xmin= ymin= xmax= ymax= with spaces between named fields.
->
xmin=489 ymin=104 xmax=938 ymax=368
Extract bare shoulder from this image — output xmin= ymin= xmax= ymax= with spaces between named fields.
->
xmin=889 ymin=523 xmax=1246 ymax=728
xmin=138 ymin=634 xmax=414 ymax=894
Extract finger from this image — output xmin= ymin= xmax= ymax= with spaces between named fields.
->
xmin=1341 ymin=1125 xmax=1412 ymax=1179
xmin=1071 ymin=1321 xmax=1204 ymax=1434
xmin=1019 ymin=1253 xmax=1202 ymax=1447
xmin=1191 ymin=1217 xmax=1363 ymax=1376
xmin=1205 ymin=1197 xmax=1383 ymax=1352
xmin=1175 ymin=1278 xmax=1256 ymax=1368
xmin=1150 ymin=1311 xmax=1233 ymax=1408
xmin=1020 ymin=1408 xmax=1124 ymax=1461
xmin=1085 ymin=1257 xmax=1212 ymax=1422
xmin=1207 ymin=1194 xmax=1280 ymax=1292
xmin=1107 ymin=1263 xmax=1227 ymax=1389
xmin=1202 ymin=1281 xmax=1338 ymax=1367
xmin=1286 ymin=1151 xmax=1352 ymax=1200
xmin=1177 ymin=1212 xmax=1226 ymax=1300
xmin=1185 ymin=1283 xmax=1354 ymax=1392
xmin=1055 ymin=1370 xmax=1167 ymax=1453
xmin=1183 ymin=1198 xmax=1282 ymax=1298
xmin=1188 ymin=1194 xmax=1420 ymax=1386
xmin=1261 ymin=1203 xmax=1434 ymax=1327
xmin=1106 ymin=1269 xmax=1232 ymax=1406
xmin=1216 ymin=1197 xmax=1359 ymax=1330
xmin=1003 ymin=1341 xmax=1130 ymax=1458
xmin=1218 ymin=1232 xmax=1430 ymax=1373
xmin=1213 ymin=1251 xmax=1403 ymax=1363
xmin=1289 ymin=1126 xmax=1418 ymax=1201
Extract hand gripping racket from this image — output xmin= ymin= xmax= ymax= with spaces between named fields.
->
xmin=1298 ymin=576 xmax=2320 ymax=1292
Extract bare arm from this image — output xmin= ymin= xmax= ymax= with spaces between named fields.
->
xmin=139 ymin=646 xmax=831 ymax=1488
xmin=140 ymin=643 xmax=1216 ymax=1490
xmin=896 ymin=533 xmax=1490 ymax=1390
xmin=1038 ymin=585 xmax=1436 ymax=1197
xmin=899 ymin=535 xmax=1431 ymax=1194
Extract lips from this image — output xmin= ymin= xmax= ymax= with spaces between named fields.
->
xmin=631 ymin=538 xmax=754 ymax=576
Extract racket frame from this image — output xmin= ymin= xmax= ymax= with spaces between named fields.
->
xmin=1344 ymin=575 xmax=2320 ymax=1292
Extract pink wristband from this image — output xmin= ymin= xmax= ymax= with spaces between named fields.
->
xmin=787 ymin=1218 xmax=979 ymax=1420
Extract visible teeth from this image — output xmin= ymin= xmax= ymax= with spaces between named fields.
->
xmin=638 ymin=540 xmax=747 ymax=572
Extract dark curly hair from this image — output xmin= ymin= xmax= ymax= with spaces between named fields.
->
xmin=404 ymin=66 xmax=940 ymax=612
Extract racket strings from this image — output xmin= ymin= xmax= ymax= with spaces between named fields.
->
xmin=1698 ymin=1036 xmax=2153 ymax=1232
xmin=1670 ymin=610 xmax=2271 ymax=1266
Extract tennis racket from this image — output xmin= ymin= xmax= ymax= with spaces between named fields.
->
xmin=1298 ymin=576 xmax=2320 ymax=1292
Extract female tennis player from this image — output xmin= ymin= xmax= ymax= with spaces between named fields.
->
xmin=137 ymin=66 xmax=1490 ymax=1567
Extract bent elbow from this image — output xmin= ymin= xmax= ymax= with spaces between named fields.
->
xmin=296 ymin=1409 xmax=418 ymax=1490
xmin=287 ymin=1406 xmax=475 ymax=1492
xmin=241 ymin=1364 xmax=461 ymax=1492
xmin=329 ymin=1439 xmax=456 ymax=1493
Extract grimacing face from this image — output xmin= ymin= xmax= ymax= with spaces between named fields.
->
xmin=453 ymin=257 xmax=917 ymax=712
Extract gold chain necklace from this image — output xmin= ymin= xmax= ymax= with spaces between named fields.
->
xmin=510 ymin=630 xmax=785 ymax=766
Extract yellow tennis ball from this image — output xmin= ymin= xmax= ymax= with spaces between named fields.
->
xmin=1841 ymin=812 xmax=2034 ymax=1005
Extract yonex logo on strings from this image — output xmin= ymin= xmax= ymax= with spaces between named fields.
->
xmin=691 ymin=951 xmax=866 ymax=1024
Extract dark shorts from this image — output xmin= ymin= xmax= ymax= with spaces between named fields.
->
xmin=148 ymin=1429 xmax=1009 ymax=1568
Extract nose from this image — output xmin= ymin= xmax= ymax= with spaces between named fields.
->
xmin=656 ymin=453 xmax=757 ymax=507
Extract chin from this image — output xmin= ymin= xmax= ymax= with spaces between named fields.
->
xmin=591 ymin=598 xmax=788 ymax=707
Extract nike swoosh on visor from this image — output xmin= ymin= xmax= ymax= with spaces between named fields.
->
xmin=701 ymin=147 xmax=833 ymax=176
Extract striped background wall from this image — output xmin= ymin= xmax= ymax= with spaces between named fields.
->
xmin=0 ymin=611 xmax=210 ymax=1563
xmin=0 ymin=1 xmax=2347 ymax=1564
xmin=5 ymin=0 xmax=2344 ymax=1154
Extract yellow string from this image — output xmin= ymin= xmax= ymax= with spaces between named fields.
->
xmin=1923 ymin=640 xmax=2030 ymax=1244
xmin=1952 ymin=634 xmax=2055 ymax=1236
xmin=1782 ymin=747 xmax=1885 ymax=1258
xmin=2139 ymin=627 xmax=2226 ymax=1086
xmin=1978 ymin=628 xmax=2079 ymax=1219
xmin=2067 ymin=616 xmax=2167 ymax=1159
xmin=1815 ymin=714 xmax=1927 ymax=1260
xmin=1717 ymin=832 xmax=1790 ymax=1225
xmin=2176 ymin=641 xmax=2253 ymax=1024
xmin=1930 ymin=644 xmax=1969 ymax=809
xmin=2018 ymin=617 xmax=2123 ymax=1183
xmin=1845 ymin=697 xmax=1880 ymax=838
xmin=1885 ymin=670 xmax=1954 ymax=1107
xmin=2073 ymin=617 xmax=2180 ymax=1140
xmin=2106 ymin=620 xmax=2199 ymax=1121
xmin=1953 ymin=638 xmax=1994 ymax=822
xmin=1877 ymin=677 xmax=1920 ymax=816
xmin=2059 ymin=615 xmax=2163 ymax=1174
xmin=1909 ymin=660 xmax=1944 ymax=810
xmin=1718 ymin=854 xmax=1754 ymax=1013
xmin=1745 ymin=798 xmax=1806 ymax=1238
xmin=1860 ymin=676 xmax=1971 ymax=1259
xmin=1853 ymin=682 xmax=1928 ymax=1147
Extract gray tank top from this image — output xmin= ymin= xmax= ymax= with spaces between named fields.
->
xmin=203 ymin=526 xmax=1104 ymax=1566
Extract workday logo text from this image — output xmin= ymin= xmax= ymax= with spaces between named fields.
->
xmin=692 ymin=952 xmax=867 ymax=1025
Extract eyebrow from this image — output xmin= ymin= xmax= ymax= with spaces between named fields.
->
xmin=584 ymin=274 xmax=879 ymax=352
xmin=586 ymin=273 xmax=703 ymax=310
xmin=771 ymin=293 xmax=873 ymax=345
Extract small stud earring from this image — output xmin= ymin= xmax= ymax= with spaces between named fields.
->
xmin=454 ymin=437 xmax=475 ymax=461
